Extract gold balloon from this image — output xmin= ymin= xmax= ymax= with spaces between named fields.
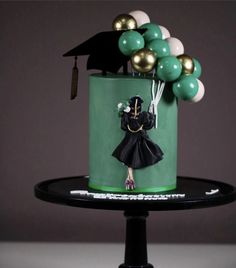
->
xmin=177 ymin=54 xmax=194 ymax=74
xmin=112 ymin=14 xmax=137 ymax=31
xmin=131 ymin=48 xmax=156 ymax=73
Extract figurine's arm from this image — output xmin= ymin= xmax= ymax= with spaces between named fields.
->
xmin=143 ymin=112 xmax=155 ymax=130
xmin=121 ymin=113 xmax=129 ymax=131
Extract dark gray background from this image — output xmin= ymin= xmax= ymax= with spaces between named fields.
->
xmin=0 ymin=1 xmax=235 ymax=243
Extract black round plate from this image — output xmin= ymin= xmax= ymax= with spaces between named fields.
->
xmin=34 ymin=176 xmax=236 ymax=211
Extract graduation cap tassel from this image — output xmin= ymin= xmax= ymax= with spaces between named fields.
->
xmin=70 ymin=56 xmax=78 ymax=100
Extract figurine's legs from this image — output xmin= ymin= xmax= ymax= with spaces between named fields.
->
xmin=125 ymin=167 xmax=135 ymax=190
xmin=128 ymin=167 xmax=134 ymax=182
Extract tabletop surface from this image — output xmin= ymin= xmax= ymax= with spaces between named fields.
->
xmin=1 ymin=243 xmax=236 ymax=268
xmin=34 ymin=176 xmax=236 ymax=211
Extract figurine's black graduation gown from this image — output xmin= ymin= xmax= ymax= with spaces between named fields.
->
xmin=112 ymin=111 xmax=163 ymax=169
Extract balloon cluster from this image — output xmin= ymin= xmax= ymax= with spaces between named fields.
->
xmin=112 ymin=11 xmax=204 ymax=102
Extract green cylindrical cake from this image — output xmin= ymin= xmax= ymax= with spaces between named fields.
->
xmin=89 ymin=74 xmax=177 ymax=193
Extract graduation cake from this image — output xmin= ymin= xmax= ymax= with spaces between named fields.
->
xmin=64 ymin=10 xmax=204 ymax=193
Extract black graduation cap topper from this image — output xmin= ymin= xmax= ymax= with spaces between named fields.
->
xmin=63 ymin=29 xmax=146 ymax=99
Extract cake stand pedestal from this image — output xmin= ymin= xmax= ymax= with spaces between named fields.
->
xmin=34 ymin=176 xmax=236 ymax=268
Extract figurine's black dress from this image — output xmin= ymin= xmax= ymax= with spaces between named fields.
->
xmin=112 ymin=111 xmax=163 ymax=169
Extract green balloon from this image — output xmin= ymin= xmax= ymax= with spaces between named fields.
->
xmin=156 ymin=56 xmax=182 ymax=82
xmin=140 ymin=23 xmax=162 ymax=42
xmin=192 ymin=58 xmax=202 ymax=78
xmin=118 ymin=30 xmax=145 ymax=56
xmin=146 ymin=39 xmax=170 ymax=58
xmin=172 ymin=75 xmax=199 ymax=100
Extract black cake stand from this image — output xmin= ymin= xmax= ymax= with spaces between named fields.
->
xmin=34 ymin=176 xmax=236 ymax=268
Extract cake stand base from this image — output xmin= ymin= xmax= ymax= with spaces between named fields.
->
xmin=119 ymin=264 xmax=153 ymax=268
xmin=34 ymin=176 xmax=236 ymax=268
xmin=119 ymin=211 xmax=154 ymax=268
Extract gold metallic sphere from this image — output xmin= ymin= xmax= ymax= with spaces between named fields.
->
xmin=131 ymin=48 xmax=156 ymax=73
xmin=112 ymin=14 xmax=137 ymax=31
xmin=177 ymin=54 xmax=194 ymax=75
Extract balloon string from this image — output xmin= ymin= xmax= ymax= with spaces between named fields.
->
xmin=149 ymin=80 xmax=165 ymax=129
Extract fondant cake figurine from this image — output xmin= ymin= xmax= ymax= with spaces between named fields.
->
xmin=112 ymin=96 xmax=163 ymax=190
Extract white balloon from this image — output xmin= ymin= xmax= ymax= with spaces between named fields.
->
xmin=191 ymin=79 xmax=205 ymax=102
xmin=159 ymin=25 xmax=170 ymax=39
xmin=166 ymin=37 xmax=184 ymax=56
xmin=129 ymin=10 xmax=150 ymax=27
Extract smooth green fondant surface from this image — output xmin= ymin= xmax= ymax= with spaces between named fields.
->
xmin=88 ymin=182 xmax=176 ymax=193
xmin=89 ymin=74 xmax=177 ymax=193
